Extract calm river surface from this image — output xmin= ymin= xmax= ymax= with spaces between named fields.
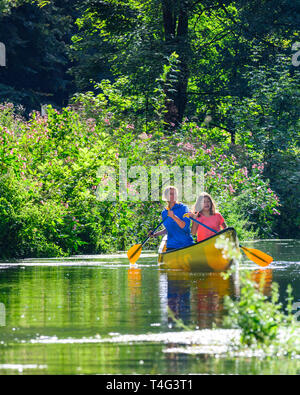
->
xmin=0 ymin=239 xmax=299 ymax=375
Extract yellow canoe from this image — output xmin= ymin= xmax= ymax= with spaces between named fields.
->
xmin=158 ymin=227 xmax=239 ymax=272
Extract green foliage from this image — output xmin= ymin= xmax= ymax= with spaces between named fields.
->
xmin=70 ymin=0 xmax=299 ymax=126
xmin=0 ymin=0 xmax=14 ymax=13
xmin=157 ymin=122 xmax=279 ymax=238
xmin=223 ymin=269 xmax=296 ymax=348
xmin=0 ymin=102 xmax=114 ymax=257
xmin=0 ymin=92 xmax=281 ymax=258
xmin=230 ymin=57 xmax=300 ymax=237
xmin=150 ymin=51 xmax=181 ymax=127
xmin=0 ymin=170 xmax=67 ymax=257
xmin=0 ymin=0 xmax=77 ymax=112
xmin=0 ymin=0 xmax=299 ymax=256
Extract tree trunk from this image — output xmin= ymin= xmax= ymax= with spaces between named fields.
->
xmin=162 ymin=0 xmax=189 ymax=126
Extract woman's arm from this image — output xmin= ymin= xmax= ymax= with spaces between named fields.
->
xmin=191 ymin=213 xmax=199 ymax=235
xmin=221 ymin=221 xmax=227 ymax=229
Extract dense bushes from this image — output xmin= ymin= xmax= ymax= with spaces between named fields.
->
xmin=0 ymin=93 xmax=282 ymax=258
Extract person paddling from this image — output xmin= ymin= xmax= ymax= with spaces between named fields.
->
xmin=150 ymin=186 xmax=194 ymax=251
xmin=191 ymin=192 xmax=227 ymax=242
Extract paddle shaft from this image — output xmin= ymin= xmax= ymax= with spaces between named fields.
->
xmin=127 ymin=205 xmax=170 ymax=263
xmin=190 ymin=215 xmax=241 ymax=245
xmin=190 ymin=216 xmax=242 ymax=246
xmin=140 ymin=219 xmax=165 ymax=247
xmin=140 ymin=203 xmax=173 ymax=247
xmin=189 ymin=216 xmax=272 ymax=265
xmin=190 ymin=216 xmax=219 ymax=234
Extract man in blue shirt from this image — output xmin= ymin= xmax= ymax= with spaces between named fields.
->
xmin=150 ymin=186 xmax=194 ymax=250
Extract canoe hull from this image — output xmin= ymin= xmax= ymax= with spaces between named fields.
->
xmin=158 ymin=227 xmax=239 ymax=272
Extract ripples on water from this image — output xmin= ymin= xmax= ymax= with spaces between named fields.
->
xmin=0 ymin=240 xmax=299 ymax=374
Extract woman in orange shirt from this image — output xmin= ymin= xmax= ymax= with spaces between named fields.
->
xmin=191 ymin=192 xmax=227 ymax=242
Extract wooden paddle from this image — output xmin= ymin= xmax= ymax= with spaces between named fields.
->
xmin=183 ymin=214 xmax=273 ymax=267
xmin=127 ymin=219 xmax=165 ymax=264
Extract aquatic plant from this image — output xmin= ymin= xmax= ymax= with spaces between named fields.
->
xmin=223 ymin=274 xmax=300 ymax=358
xmin=225 ymin=273 xmax=280 ymax=345
xmin=214 ymin=237 xmax=299 ymax=355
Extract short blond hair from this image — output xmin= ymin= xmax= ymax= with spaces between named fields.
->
xmin=162 ymin=185 xmax=178 ymax=202
xmin=194 ymin=192 xmax=216 ymax=215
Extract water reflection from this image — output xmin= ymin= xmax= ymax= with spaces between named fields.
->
xmin=0 ymin=239 xmax=299 ymax=375
xmin=159 ymin=268 xmax=274 ymax=329
xmin=251 ymin=269 xmax=273 ymax=297
xmin=127 ymin=266 xmax=142 ymax=299
xmin=194 ymin=273 xmax=232 ymax=328
xmin=159 ymin=270 xmax=237 ymax=329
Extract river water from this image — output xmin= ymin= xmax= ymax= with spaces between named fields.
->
xmin=0 ymin=239 xmax=299 ymax=375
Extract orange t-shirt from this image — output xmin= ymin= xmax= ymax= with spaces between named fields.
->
xmin=196 ymin=213 xmax=225 ymax=242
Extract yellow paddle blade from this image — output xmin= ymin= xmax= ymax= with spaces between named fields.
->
xmin=241 ymin=246 xmax=273 ymax=267
xmin=127 ymin=244 xmax=142 ymax=264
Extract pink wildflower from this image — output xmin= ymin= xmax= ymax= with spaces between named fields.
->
xmin=258 ymin=163 xmax=264 ymax=171
xmin=229 ymin=184 xmax=235 ymax=194
xmin=183 ymin=143 xmax=195 ymax=152
xmin=241 ymin=167 xmax=248 ymax=178
xmin=138 ymin=132 xmax=148 ymax=140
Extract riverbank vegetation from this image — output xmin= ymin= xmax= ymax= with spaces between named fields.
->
xmin=0 ymin=0 xmax=299 ymax=258
xmin=223 ymin=269 xmax=299 ymax=355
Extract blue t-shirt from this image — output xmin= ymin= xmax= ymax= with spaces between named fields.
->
xmin=162 ymin=203 xmax=194 ymax=249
